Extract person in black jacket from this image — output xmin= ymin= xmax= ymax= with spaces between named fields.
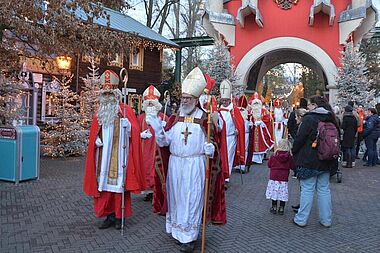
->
xmin=341 ymin=105 xmax=358 ymax=168
xmin=362 ymin=108 xmax=380 ymax=167
xmin=287 ymin=98 xmax=308 ymax=141
xmin=292 ymin=95 xmax=337 ymax=228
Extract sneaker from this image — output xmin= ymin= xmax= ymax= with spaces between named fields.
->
xmin=293 ymin=220 xmax=306 ymax=228
xmin=278 ymin=206 xmax=284 ymax=215
xmin=319 ymin=222 xmax=331 ymax=228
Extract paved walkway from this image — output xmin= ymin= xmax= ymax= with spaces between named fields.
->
xmin=1 ymin=157 xmax=380 ymax=252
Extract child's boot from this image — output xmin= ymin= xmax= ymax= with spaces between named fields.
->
xmin=270 ymin=200 xmax=277 ymax=214
xmin=278 ymin=201 xmax=285 ymax=215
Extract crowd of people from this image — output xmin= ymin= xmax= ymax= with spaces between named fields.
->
xmin=83 ymin=68 xmax=379 ymax=253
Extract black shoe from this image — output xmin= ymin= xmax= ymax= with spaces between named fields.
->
xmin=270 ymin=207 xmax=277 ymax=214
xmin=180 ymin=242 xmax=195 ymax=253
xmin=175 ymin=239 xmax=182 ymax=245
xmin=363 ymin=163 xmax=370 ymax=167
xmin=293 ymin=209 xmax=298 ymax=213
xmin=98 ymin=214 xmax=115 ymax=229
xmin=278 ymin=206 xmax=284 ymax=215
xmin=291 ymin=204 xmax=300 ymax=209
xmin=114 ymin=219 xmax=122 ymax=230
xmin=224 ymin=181 xmax=230 ymax=190
xmin=144 ymin=193 xmax=153 ymax=202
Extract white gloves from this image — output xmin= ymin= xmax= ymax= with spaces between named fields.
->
xmin=282 ymin=118 xmax=288 ymax=126
xmin=254 ymin=120 xmax=265 ymax=128
xmin=120 ymin=118 xmax=131 ymax=132
xmin=95 ymin=136 xmax=103 ymax=147
xmin=140 ymin=129 xmax=152 ymax=139
xmin=204 ymin=142 xmax=215 ymax=158
xmin=161 ymin=121 xmax=167 ymax=128
xmin=248 ymin=121 xmax=254 ymax=128
xmin=146 ymin=115 xmax=163 ymax=134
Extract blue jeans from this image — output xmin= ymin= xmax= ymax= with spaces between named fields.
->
xmin=342 ymin=147 xmax=355 ymax=163
xmin=294 ymin=172 xmax=332 ymax=226
xmin=365 ymin=138 xmax=378 ymax=166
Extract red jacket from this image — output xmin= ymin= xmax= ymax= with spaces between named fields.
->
xmin=267 ymin=151 xmax=295 ymax=182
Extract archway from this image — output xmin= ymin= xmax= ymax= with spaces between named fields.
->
xmin=235 ymin=37 xmax=338 ymax=104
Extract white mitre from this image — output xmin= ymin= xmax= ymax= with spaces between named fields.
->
xmin=181 ymin=67 xmax=207 ymax=98
xmin=220 ymin=79 xmax=232 ymax=99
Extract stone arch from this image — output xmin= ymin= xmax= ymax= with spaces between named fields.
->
xmin=235 ymin=37 xmax=338 ymax=104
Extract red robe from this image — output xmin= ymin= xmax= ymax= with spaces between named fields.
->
xmin=83 ymin=104 xmax=146 ymax=219
xmin=246 ymin=108 xmax=274 ymax=166
xmin=152 ymin=113 xmax=227 ymax=225
xmin=137 ymin=112 xmax=166 ymax=189
xmin=218 ymin=106 xmax=246 ymax=167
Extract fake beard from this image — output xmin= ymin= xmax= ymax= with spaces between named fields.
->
xmin=98 ymin=95 xmax=119 ymax=126
xmin=142 ymin=100 xmax=162 ymax=116
xmin=180 ymin=100 xmax=197 ymax=115
xmin=274 ymin=107 xmax=284 ymax=122
xmin=250 ymin=101 xmax=262 ymax=121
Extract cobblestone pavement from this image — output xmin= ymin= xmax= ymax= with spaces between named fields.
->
xmin=1 ymin=157 xmax=380 ymax=253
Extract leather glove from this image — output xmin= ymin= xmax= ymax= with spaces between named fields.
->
xmin=146 ymin=115 xmax=163 ymax=134
xmin=95 ymin=136 xmax=103 ymax=147
xmin=140 ymin=129 xmax=152 ymax=139
xmin=204 ymin=142 xmax=215 ymax=158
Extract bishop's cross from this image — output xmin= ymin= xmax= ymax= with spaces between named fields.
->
xmin=181 ymin=126 xmax=192 ymax=145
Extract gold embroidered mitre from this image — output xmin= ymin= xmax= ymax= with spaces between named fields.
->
xmin=181 ymin=67 xmax=207 ymax=98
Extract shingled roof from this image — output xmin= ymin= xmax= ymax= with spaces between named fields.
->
xmin=75 ymin=6 xmax=178 ymax=48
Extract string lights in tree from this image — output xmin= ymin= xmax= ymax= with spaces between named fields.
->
xmin=41 ymin=75 xmax=87 ymax=157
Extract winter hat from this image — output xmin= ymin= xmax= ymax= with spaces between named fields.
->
xmin=277 ymin=139 xmax=291 ymax=152
xmin=344 ymin=105 xmax=353 ymax=112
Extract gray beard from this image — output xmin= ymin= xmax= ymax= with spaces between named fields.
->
xmin=180 ymin=102 xmax=196 ymax=115
xmin=98 ymin=100 xmax=119 ymax=126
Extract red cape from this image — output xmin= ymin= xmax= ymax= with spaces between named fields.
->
xmin=152 ymin=113 xmax=227 ymax=225
xmin=232 ymin=106 xmax=246 ymax=166
xmin=83 ymin=104 xmax=146 ymax=197
xmin=137 ymin=112 xmax=165 ymax=189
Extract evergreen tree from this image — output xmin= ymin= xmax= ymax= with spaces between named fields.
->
xmin=0 ymin=74 xmax=24 ymax=125
xmin=336 ymin=42 xmax=375 ymax=108
xmin=41 ymin=76 xmax=87 ymax=157
xmin=80 ymin=57 xmax=101 ymax=130
xmin=203 ymin=38 xmax=244 ymax=97
xmin=360 ymin=37 xmax=380 ymax=92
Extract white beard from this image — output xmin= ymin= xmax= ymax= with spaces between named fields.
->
xmin=179 ymin=100 xmax=197 ymax=115
xmin=274 ymin=108 xmax=284 ymax=122
xmin=98 ymin=96 xmax=119 ymax=126
xmin=250 ymin=101 xmax=262 ymax=121
xmin=142 ymin=99 xmax=162 ymax=116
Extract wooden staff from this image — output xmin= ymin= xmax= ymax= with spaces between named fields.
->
xmin=163 ymin=90 xmax=170 ymax=121
xmin=201 ymin=94 xmax=213 ymax=253
xmin=119 ymin=68 xmax=128 ymax=236
xmin=270 ymin=100 xmax=277 ymax=151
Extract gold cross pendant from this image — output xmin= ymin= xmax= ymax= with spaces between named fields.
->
xmin=181 ymin=126 xmax=192 ymax=145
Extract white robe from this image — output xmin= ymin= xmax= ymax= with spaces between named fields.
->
xmin=97 ymin=118 xmax=130 ymax=193
xmin=220 ymin=103 xmax=237 ymax=179
xmin=155 ymin=108 xmax=206 ymax=243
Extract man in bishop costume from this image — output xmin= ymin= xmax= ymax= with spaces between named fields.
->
xmin=83 ymin=70 xmax=146 ymax=230
xmin=146 ymin=67 xmax=227 ymax=253
xmin=246 ymin=92 xmax=274 ymax=164
xmin=137 ymin=85 xmax=166 ymax=202
xmin=218 ymin=79 xmax=245 ymax=183
xmin=272 ymin=98 xmax=288 ymax=146
xmin=237 ymin=95 xmax=252 ymax=173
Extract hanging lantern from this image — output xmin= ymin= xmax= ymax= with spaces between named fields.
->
xmin=55 ymin=56 xmax=72 ymax=70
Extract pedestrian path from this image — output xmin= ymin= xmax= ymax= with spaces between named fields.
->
xmin=1 ymin=157 xmax=379 ymax=252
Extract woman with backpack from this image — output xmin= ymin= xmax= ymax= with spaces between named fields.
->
xmin=362 ymin=108 xmax=380 ymax=167
xmin=292 ymin=95 xmax=339 ymax=228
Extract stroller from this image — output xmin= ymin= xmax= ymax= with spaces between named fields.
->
xmin=332 ymin=151 xmax=343 ymax=183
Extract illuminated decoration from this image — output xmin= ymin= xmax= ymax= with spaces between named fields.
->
xmin=55 ymin=56 xmax=72 ymax=70
xmin=107 ymin=53 xmax=123 ymax=68
xmin=129 ymin=45 xmax=144 ymax=71
xmin=273 ymin=0 xmax=299 ymax=10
